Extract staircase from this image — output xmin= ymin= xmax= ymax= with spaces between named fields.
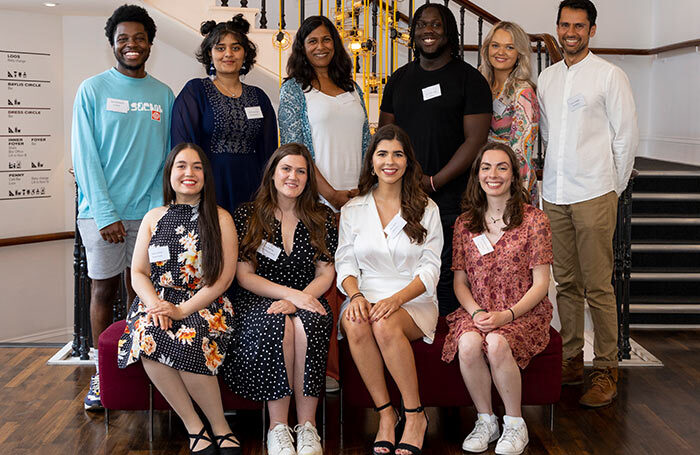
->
xmin=629 ymin=158 xmax=700 ymax=327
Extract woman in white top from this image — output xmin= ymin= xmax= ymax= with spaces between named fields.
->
xmin=336 ymin=125 xmax=443 ymax=455
xmin=279 ymin=15 xmax=371 ymax=212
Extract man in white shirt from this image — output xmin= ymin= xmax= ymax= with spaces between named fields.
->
xmin=538 ymin=0 xmax=638 ymax=408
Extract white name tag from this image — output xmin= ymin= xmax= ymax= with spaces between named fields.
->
xmin=567 ymin=93 xmax=586 ymax=112
xmin=244 ymin=106 xmax=264 ymax=119
xmin=472 ymin=234 xmax=495 ymax=256
xmin=148 ymin=245 xmax=170 ymax=263
xmin=257 ymin=240 xmax=281 ymax=261
xmin=493 ymin=98 xmax=508 ymax=117
xmin=106 ymin=98 xmax=129 ymax=113
xmin=336 ymin=92 xmax=355 ymax=105
xmin=383 ymin=214 xmax=407 ymax=238
xmin=422 ymin=84 xmax=441 ymax=101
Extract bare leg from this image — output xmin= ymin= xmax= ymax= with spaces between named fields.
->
xmin=457 ymin=332 xmax=493 ymax=414
xmin=341 ymin=317 xmax=397 ymax=450
xmin=268 ymin=316 xmax=295 ymax=429
xmin=371 ymin=310 xmax=425 ymax=455
xmin=90 ymin=275 xmax=121 ymax=345
xmin=142 ymin=358 xmax=210 ymax=451
xmin=180 ymin=371 xmax=239 ymax=448
xmin=485 ymin=333 xmax=522 ymax=417
xmin=292 ymin=316 xmax=318 ymax=426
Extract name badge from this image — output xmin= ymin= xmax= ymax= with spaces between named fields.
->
xmin=472 ymin=234 xmax=495 ymax=256
xmin=383 ymin=214 xmax=407 ymax=238
xmin=257 ymin=240 xmax=281 ymax=261
xmin=493 ymin=98 xmax=508 ymax=117
xmin=148 ymin=245 xmax=170 ymax=263
xmin=336 ymin=92 xmax=355 ymax=105
xmin=567 ymin=93 xmax=586 ymax=112
xmin=422 ymin=84 xmax=441 ymax=101
xmin=244 ymin=106 xmax=264 ymax=119
xmin=106 ymin=98 xmax=129 ymax=114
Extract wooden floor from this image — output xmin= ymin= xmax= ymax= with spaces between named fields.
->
xmin=1 ymin=330 xmax=698 ymax=454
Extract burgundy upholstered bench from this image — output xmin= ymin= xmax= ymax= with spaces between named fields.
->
xmin=339 ymin=317 xmax=562 ymax=430
xmin=98 ymin=320 xmax=264 ymax=439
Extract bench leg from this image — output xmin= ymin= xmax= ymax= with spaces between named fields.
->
xmin=339 ymin=384 xmax=344 ymax=450
xmin=322 ymin=394 xmax=326 ymax=448
xmin=549 ymin=403 xmax=555 ymax=431
xmin=262 ymin=401 xmax=267 ymax=451
xmin=105 ymin=407 xmax=109 ymax=434
xmin=149 ymin=384 xmax=154 ymax=442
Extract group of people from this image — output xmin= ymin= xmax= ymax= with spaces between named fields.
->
xmin=71 ymin=1 xmax=638 ymax=454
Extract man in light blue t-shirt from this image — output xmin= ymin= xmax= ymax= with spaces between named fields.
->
xmin=71 ymin=4 xmax=174 ymax=411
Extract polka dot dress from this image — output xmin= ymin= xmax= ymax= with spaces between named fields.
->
xmin=222 ymin=203 xmax=338 ymax=401
xmin=118 ymin=204 xmax=234 ymax=375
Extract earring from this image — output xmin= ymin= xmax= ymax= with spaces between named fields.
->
xmin=208 ymin=62 xmax=216 ymax=79
xmin=371 ymin=168 xmax=376 ymax=176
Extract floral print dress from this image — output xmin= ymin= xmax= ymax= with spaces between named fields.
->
xmin=117 ymin=204 xmax=233 ymax=375
xmin=441 ymin=205 xmax=553 ymax=369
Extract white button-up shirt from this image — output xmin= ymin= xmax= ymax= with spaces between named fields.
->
xmin=537 ymin=52 xmax=639 ymax=205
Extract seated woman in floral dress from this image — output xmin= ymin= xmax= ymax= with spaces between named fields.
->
xmin=221 ymin=143 xmax=337 ymax=455
xmin=442 ymin=142 xmax=553 ymax=455
xmin=118 ymin=143 xmax=240 ymax=455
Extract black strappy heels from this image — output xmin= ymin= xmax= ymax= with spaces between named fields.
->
xmin=188 ymin=427 xmax=217 ymax=455
xmin=395 ymin=405 xmax=429 ymax=455
xmin=372 ymin=401 xmax=402 ymax=455
xmin=214 ymin=432 xmax=242 ymax=455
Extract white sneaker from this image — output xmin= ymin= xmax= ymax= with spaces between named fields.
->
xmin=495 ymin=416 xmax=528 ymax=455
xmin=267 ymin=423 xmax=296 ymax=455
xmin=294 ymin=421 xmax=322 ymax=455
xmin=462 ymin=413 xmax=499 ymax=452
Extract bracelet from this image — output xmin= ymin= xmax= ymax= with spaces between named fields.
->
xmin=430 ymin=175 xmax=437 ymax=192
xmin=509 ymin=308 xmax=515 ymax=322
xmin=349 ymin=292 xmax=365 ymax=302
xmin=471 ymin=308 xmax=487 ymax=319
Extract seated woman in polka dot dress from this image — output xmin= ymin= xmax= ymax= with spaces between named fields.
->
xmin=221 ymin=143 xmax=337 ymax=455
xmin=118 ymin=143 xmax=240 ymax=454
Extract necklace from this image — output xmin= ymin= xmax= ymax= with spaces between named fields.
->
xmin=488 ymin=215 xmax=502 ymax=224
xmin=214 ymin=78 xmax=240 ymax=98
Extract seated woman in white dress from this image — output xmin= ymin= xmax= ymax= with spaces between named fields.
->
xmin=336 ymin=124 xmax=443 ymax=455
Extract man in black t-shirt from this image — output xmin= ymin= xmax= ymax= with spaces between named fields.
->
xmin=379 ymin=3 xmax=491 ymax=315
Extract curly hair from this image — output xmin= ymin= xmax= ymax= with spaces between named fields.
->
xmin=285 ymin=15 xmax=354 ymax=92
xmin=239 ymin=143 xmax=333 ymax=268
xmin=410 ymin=4 xmax=461 ymax=60
xmin=479 ymin=21 xmax=535 ymax=97
xmin=162 ymin=143 xmax=222 ymax=286
xmin=196 ymin=14 xmax=257 ymax=76
xmin=461 ymin=142 xmax=529 ymax=234
xmin=358 ymin=124 xmax=429 ymax=244
xmin=105 ymin=4 xmax=156 ymax=46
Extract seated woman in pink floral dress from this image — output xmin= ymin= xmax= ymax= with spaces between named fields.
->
xmin=441 ymin=142 xmax=552 ymax=455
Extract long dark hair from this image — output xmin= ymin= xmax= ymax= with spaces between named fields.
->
xmin=196 ymin=14 xmax=256 ymax=75
xmin=163 ymin=143 xmax=222 ymax=285
xmin=410 ymin=4 xmax=461 ymax=60
xmin=285 ymin=15 xmax=354 ymax=92
xmin=240 ymin=143 xmax=332 ymax=268
xmin=358 ymin=125 xmax=428 ymax=244
xmin=461 ymin=142 xmax=528 ymax=233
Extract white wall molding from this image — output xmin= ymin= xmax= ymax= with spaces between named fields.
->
xmin=639 ymin=135 xmax=700 ymax=166
xmin=0 ymin=326 xmax=72 ymax=344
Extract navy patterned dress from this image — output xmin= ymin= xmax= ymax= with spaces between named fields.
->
xmin=171 ymin=78 xmax=278 ymax=216
xmin=222 ymin=203 xmax=338 ymax=400
xmin=118 ymin=204 xmax=233 ymax=375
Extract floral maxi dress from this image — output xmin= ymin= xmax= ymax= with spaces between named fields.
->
xmin=118 ymin=204 xmax=233 ymax=375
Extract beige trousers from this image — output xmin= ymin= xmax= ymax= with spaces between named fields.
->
xmin=543 ymin=191 xmax=619 ymax=368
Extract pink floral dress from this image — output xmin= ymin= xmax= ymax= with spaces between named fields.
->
xmin=441 ymin=205 xmax=553 ymax=369
xmin=117 ymin=204 xmax=233 ymax=375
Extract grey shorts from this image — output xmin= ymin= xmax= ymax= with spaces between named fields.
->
xmin=77 ymin=218 xmax=142 ymax=280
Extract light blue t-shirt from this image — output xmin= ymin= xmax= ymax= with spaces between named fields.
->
xmin=71 ymin=68 xmax=174 ymax=230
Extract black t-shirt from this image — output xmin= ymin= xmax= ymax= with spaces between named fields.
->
xmin=381 ymin=59 xmax=491 ymax=218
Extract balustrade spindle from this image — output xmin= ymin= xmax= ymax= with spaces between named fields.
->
xmin=72 ymin=184 xmax=81 ymax=357
xmin=537 ymin=41 xmax=542 ymax=74
xmin=222 ymin=0 xmax=229 ymax=6
xmin=300 ymin=0 xmax=305 ymax=25
xmin=476 ymin=16 xmax=483 ymax=67
xmin=459 ymin=7 xmax=465 ymax=60
xmin=279 ymin=0 xmax=286 ymax=29
xmin=240 ymin=0 xmax=248 ymax=8
xmin=443 ymin=0 xmax=449 ymax=6
xmin=372 ymin=0 xmax=378 ymax=74
xmin=260 ymin=0 xmax=268 ymax=28
xmin=78 ymin=242 xmax=90 ymax=360
xmin=319 ymin=0 xmax=323 ymax=15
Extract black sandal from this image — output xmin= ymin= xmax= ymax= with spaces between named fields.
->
xmin=214 ymin=432 xmax=242 ymax=455
xmin=395 ymin=405 xmax=429 ymax=455
xmin=188 ymin=427 xmax=216 ymax=455
xmin=372 ymin=402 xmax=399 ymax=455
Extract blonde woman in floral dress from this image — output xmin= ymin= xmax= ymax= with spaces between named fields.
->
xmin=117 ymin=143 xmax=241 ymax=455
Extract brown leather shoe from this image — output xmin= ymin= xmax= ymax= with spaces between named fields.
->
xmin=561 ymin=352 xmax=584 ymax=385
xmin=579 ymin=367 xmax=619 ymax=407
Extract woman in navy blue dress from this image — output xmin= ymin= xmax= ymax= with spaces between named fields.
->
xmin=171 ymin=14 xmax=277 ymax=216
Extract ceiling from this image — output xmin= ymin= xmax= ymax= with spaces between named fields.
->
xmin=0 ymin=0 xmax=128 ymax=16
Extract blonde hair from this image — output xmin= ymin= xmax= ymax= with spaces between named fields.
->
xmin=479 ymin=21 xmax=535 ymax=98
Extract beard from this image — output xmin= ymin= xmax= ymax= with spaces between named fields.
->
xmin=113 ymin=49 xmax=149 ymax=72
xmin=416 ymin=41 xmax=450 ymax=60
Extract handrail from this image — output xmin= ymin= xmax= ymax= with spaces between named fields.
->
xmin=0 ymin=231 xmax=74 ymax=247
xmin=591 ymin=38 xmax=700 ymax=56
